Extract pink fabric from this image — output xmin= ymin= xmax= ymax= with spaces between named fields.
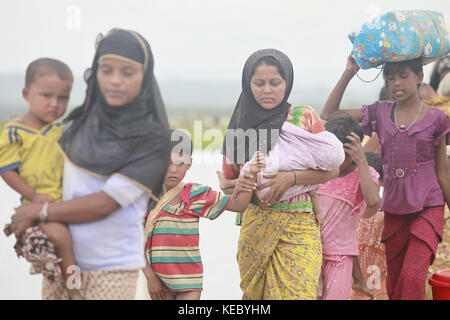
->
xmin=241 ymin=121 xmax=344 ymax=202
xmin=362 ymin=102 xmax=449 ymax=215
xmin=318 ymin=167 xmax=379 ymax=256
xmin=318 ymin=254 xmax=354 ymax=300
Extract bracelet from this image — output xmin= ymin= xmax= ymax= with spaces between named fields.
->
xmin=39 ymin=202 xmax=49 ymax=223
xmin=292 ymin=171 xmax=297 ymax=186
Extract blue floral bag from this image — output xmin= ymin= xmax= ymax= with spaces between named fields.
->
xmin=349 ymin=10 xmax=450 ymax=69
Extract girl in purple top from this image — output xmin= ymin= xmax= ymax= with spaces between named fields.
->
xmin=321 ymin=55 xmax=450 ymax=300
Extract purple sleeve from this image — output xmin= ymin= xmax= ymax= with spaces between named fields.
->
xmin=361 ymin=103 xmax=378 ymax=137
xmin=434 ymin=112 xmax=450 ymax=147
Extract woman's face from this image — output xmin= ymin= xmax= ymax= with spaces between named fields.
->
xmin=250 ymin=64 xmax=287 ymax=109
xmin=97 ymin=57 xmax=144 ymax=107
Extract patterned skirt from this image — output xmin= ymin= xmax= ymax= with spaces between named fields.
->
xmin=237 ymin=204 xmax=322 ymax=300
xmin=42 ymin=269 xmax=139 ymax=300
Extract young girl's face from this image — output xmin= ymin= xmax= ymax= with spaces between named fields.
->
xmin=385 ymin=67 xmax=423 ymax=102
xmin=97 ymin=57 xmax=144 ymax=107
xmin=250 ymin=64 xmax=286 ymax=109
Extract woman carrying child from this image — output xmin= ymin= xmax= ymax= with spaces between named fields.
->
xmin=9 ymin=28 xmax=171 ymax=300
xmin=220 ymin=49 xmax=342 ymax=300
xmin=321 ymin=55 xmax=450 ymax=300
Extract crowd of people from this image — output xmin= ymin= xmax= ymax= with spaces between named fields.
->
xmin=1 ymin=27 xmax=449 ymax=300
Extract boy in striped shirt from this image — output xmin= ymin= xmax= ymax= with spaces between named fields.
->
xmin=143 ymin=130 xmax=263 ymax=300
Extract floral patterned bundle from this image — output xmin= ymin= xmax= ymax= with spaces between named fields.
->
xmin=4 ymin=225 xmax=63 ymax=281
xmin=349 ymin=10 xmax=450 ymax=69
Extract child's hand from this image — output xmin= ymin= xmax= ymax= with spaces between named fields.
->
xmin=216 ymin=171 xmax=229 ymax=191
xmin=249 ymin=151 xmax=266 ymax=175
xmin=146 ymin=272 xmax=171 ymax=300
xmin=31 ymin=193 xmax=54 ymax=204
xmin=344 ymin=132 xmax=366 ymax=167
xmin=345 ymin=54 xmax=360 ymax=76
xmin=237 ymin=173 xmax=257 ymax=193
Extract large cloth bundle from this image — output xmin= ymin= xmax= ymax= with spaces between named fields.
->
xmin=349 ymin=10 xmax=450 ymax=69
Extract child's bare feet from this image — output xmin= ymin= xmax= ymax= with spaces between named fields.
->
xmin=352 ymin=280 xmax=374 ymax=299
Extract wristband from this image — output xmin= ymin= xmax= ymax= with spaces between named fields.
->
xmin=39 ymin=202 xmax=49 ymax=223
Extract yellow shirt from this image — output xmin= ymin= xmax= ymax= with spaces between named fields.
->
xmin=0 ymin=121 xmax=64 ymax=204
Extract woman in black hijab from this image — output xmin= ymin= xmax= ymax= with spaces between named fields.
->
xmin=219 ymin=49 xmax=338 ymax=300
xmin=10 ymin=28 xmax=171 ymax=300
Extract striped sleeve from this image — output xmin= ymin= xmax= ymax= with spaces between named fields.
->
xmin=182 ymin=183 xmax=231 ymax=220
xmin=0 ymin=126 xmax=22 ymax=174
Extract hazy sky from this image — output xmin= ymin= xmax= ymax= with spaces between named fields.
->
xmin=1 ymin=0 xmax=449 ymax=87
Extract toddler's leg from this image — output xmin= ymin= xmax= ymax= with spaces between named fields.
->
xmin=39 ymin=222 xmax=76 ymax=277
xmin=175 ymin=291 xmax=201 ymax=300
xmin=39 ymin=222 xmax=82 ymax=299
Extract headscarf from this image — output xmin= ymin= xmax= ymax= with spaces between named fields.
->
xmin=222 ymin=49 xmax=294 ymax=164
xmin=59 ymin=28 xmax=171 ymax=201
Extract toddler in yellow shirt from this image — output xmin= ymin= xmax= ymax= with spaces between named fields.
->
xmin=1 ymin=58 xmax=80 ymax=299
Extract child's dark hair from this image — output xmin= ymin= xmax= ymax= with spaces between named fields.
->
xmin=383 ymin=58 xmax=423 ymax=81
xmin=252 ymin=56 xmax=286 ymax=80
xmin=25 ymin=58 xmax=73 ymax=88
xmin=324 ymin=113 xmax=364 ymax=144
xmin=365 ymin=152 xmax=383 ymax=180
xmin=170 ymin=129 xmax=193 ymax=157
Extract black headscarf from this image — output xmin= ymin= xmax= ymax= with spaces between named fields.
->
xmin=222 ymin=49 xmax=294 ymax=164
xmin=59 ymin=28 xmax=171 ymax=201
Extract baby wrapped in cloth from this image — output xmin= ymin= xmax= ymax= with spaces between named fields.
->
xmin=241 ymin=121 xmax=345 ymax=220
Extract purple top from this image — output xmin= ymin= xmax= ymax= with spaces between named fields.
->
xmin=362 ymin=101 xmax=450 ymax=215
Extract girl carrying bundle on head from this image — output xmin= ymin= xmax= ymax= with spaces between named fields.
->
xmin=321 ymin=55 xmax=450 ymax=300
xmin=219 ymin=49 xmax=343 ymax=300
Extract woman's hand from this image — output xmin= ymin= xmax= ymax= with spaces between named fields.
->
xmin=9 ymin=203 xmax=41 ymax=238
xmin=344 ymin=132 xmax=366 ymax=167
xmin=146 ymin=272 xmax=172 ymax=300
xmin=237 ymin=173 xmax=257 ymax=193
xmin=257 ymin=171 xmax=295 ymax=206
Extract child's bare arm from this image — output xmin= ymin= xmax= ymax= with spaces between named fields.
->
xmin=216 ymin=171 xmax=238 ymax=195
xmin=1 ymin=170 xmax=54 ymax=203
xmin=142 ymin=259 xmax=171 ymax=300
xmin=436 ymin=137 xmax=450 ymax=207
xmin=320 ymin=54 xmax=364 ymax=122
xmin=345 ymin=133 xmax=381 ymax=218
